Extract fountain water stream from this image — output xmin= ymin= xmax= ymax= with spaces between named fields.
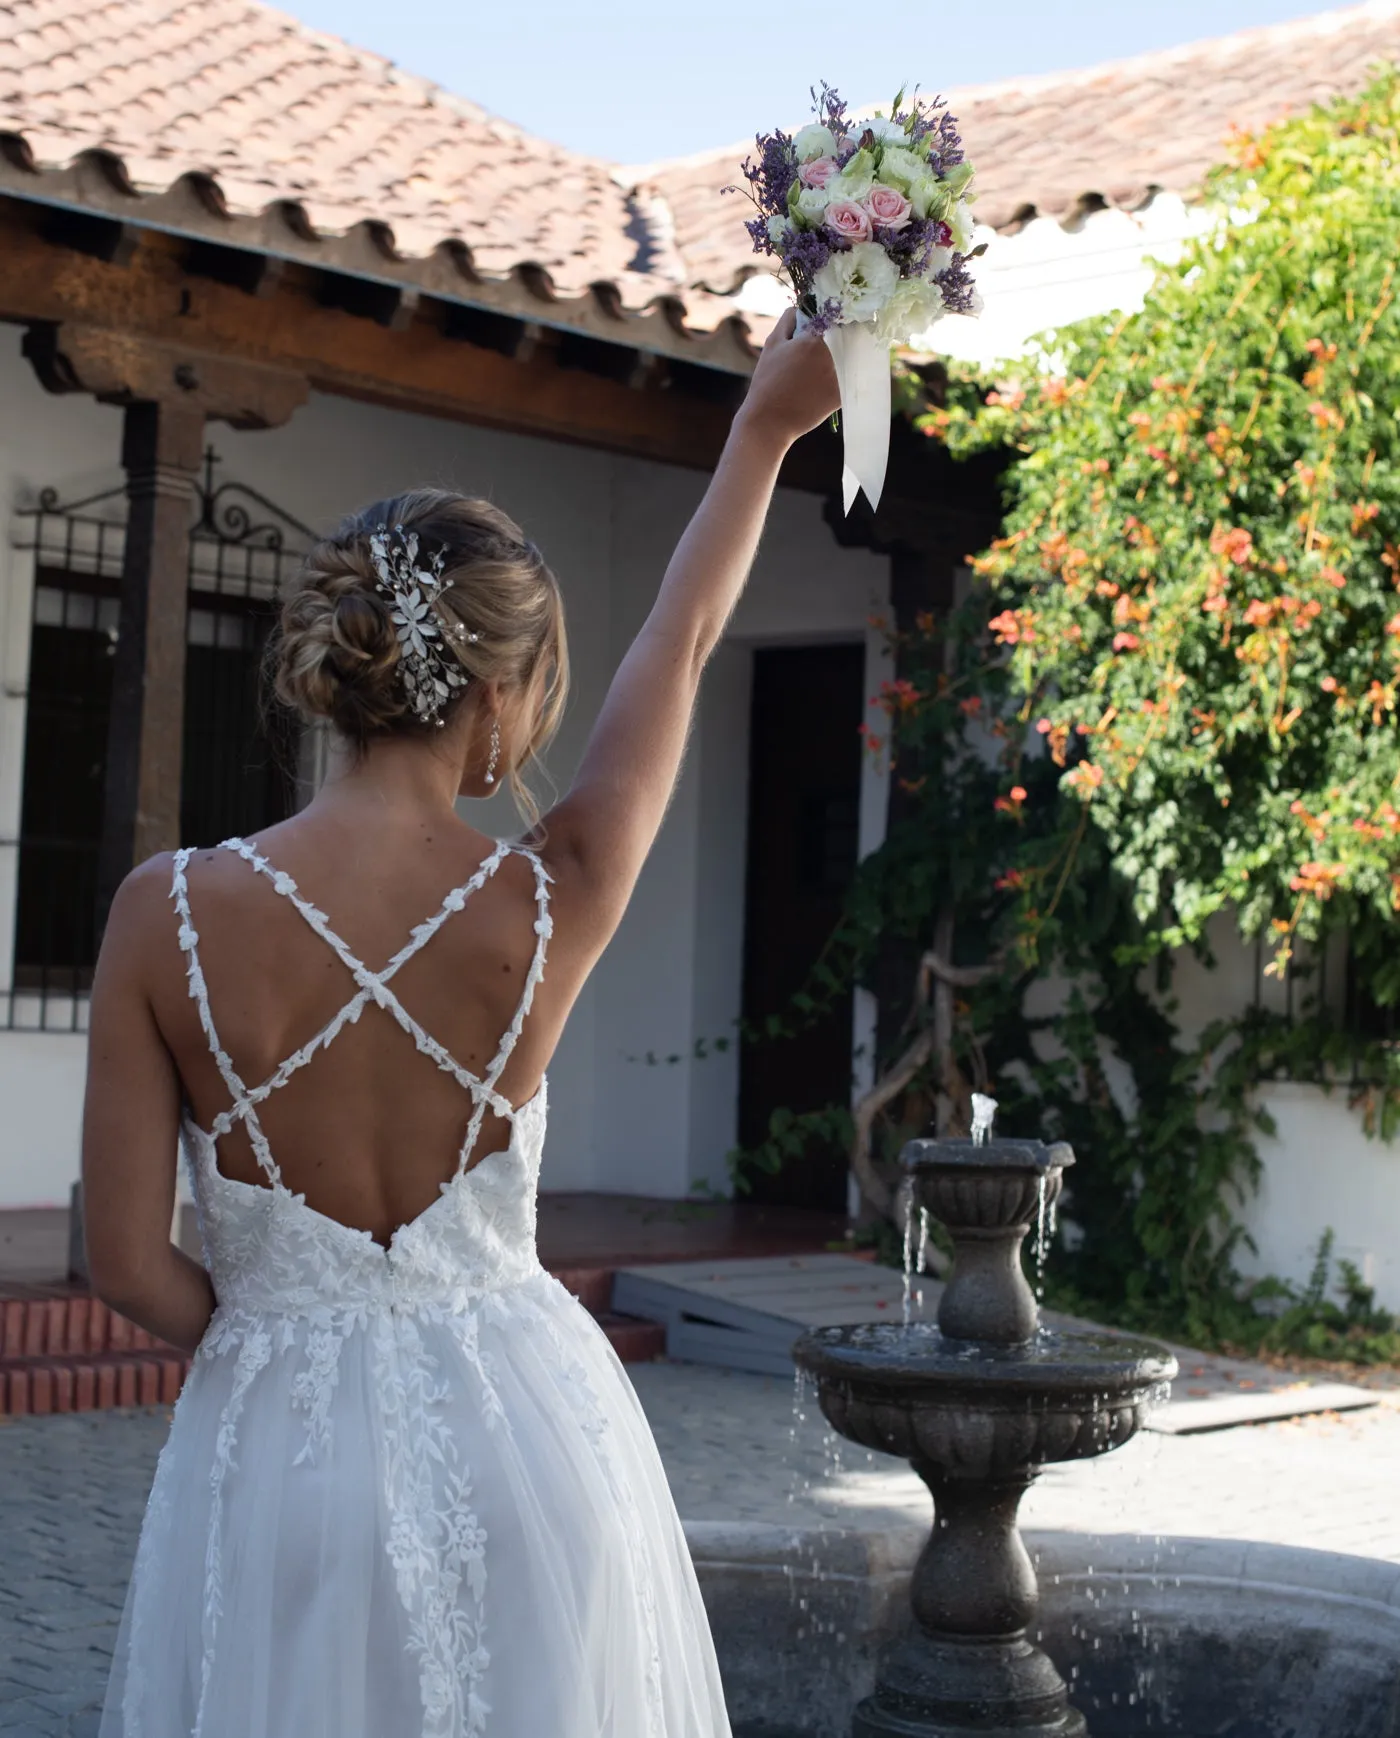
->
xmin=794 ymin=1106 xmax=1176 ymax=1737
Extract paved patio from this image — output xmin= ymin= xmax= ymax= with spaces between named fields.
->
xmin=1 ymin=1361 xmax=1397 ymax=1737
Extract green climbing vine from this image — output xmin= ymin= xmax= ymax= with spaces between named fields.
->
xmin=734 ymin=68 xmax=1400 ymax=1362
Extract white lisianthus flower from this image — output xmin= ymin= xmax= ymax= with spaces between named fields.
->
xmin=864 ymin=116 xmax=909 ymax=147
xmin=793 ymin=123 xmax=838 ymax=162
xmin=812 ymin=241 xmax=900 ymax=324
xmin=949 ymin=200 xmax=975 ymax=254
xmin=767 ymin=214 xmax=792 ymax=247
xmin=874 ymin=145 xmax=925 ymax=194
xmin=873 ymin=276 xmax=945 ymax=343
xmin=926 ymin=244 xmax=954 ymax=279
xmin=794 ymin=185 xmax=832 ymax=226
xmin=908 ymin=174 xmax=951 ymax=222
xmin=828 ymin=146 xmax=876 ymax=203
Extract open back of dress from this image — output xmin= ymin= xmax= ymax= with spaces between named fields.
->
xmin=98 ymin=839 xmax=732 ymax=1738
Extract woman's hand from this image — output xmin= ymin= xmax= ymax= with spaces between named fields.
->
xmin=736 ymin=308 xmax=842 ymax=450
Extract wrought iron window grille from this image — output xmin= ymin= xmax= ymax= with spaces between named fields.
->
xmin=4 ymin=450 xmax=316 ymax=1032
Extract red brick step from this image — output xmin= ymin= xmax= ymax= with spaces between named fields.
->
xmin=1 ymin=1350 xmax=190 ymax=1416
xmin=0 ymin=1264 xmax=665 ymax=1415
xmin=596 ymin=1313 xmax=667 ymax=1363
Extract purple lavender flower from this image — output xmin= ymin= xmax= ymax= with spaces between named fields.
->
xmin=805 ymin=297 xmax=845 ymax=337
xmin=740 ymin=129 xmax=798 ymax=221
xmin=890 ymin=216 xmax=954 ymax=278
xmin=785 ymin=227 xmax=835 ymax=277
xmin=935 ymin=254 xmax=978 ymax=315
xmin=812 ymin=82 xmax=849 ymax=141
xmin=745 ymin=214 xmax=774 ymax=257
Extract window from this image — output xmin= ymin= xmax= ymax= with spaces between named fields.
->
xmin=7 ymin=459 xmax=312 ymax=1027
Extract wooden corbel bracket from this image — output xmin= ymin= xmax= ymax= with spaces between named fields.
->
xmin=21 ymin=323 xmax=308 ymax=431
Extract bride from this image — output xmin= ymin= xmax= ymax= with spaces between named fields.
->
xmin=80 ymin=308 xmax=838 ymax=1738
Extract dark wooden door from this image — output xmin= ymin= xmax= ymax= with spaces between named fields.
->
xmin=739 ymin=643 xmax=865 ymax=1209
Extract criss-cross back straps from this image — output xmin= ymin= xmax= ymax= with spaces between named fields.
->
xmin=169 ymin=838 xmax=553 ymax=1185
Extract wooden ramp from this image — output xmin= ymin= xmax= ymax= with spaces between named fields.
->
xmin=612 ymin=1253 xmax=939 ymax=1378
xmin=612 ymin=1253 xmax=1379 ymax=1433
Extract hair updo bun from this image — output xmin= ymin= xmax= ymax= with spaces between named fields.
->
xmin=272 ymin=488 xmax=569 ymax=814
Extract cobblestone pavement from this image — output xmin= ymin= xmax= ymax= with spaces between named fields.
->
xmin=0 ymin=1409 xmax=167 ymax=1738
xmin=3 ymin=1366 xmax=1399 ymax=1734
xmin=630 ymin=1362 xmax=1400 ymax=1559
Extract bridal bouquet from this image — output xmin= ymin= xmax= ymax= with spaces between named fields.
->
xmin=740 ymin=84 xmax=979 ymax=512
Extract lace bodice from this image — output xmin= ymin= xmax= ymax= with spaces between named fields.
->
xmin=171 ymin=837 xmax=554 ymax=1321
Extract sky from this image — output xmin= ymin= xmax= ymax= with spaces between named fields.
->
xmin=276 ymin=0 xmax=1350 ymax=162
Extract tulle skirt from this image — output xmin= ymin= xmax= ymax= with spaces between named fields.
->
xmin=98 ymin=1272 xmax=731 ymax=1738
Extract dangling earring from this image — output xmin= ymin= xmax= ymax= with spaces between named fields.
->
xmin=484 ymin=719 xmax=500 ymax=787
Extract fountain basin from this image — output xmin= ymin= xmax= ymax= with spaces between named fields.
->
xmin=795 ymin=1324 xmax=1175 ymax=1477
xmin=687 ymin=1524 xmax=1400 ymax=1738
xmin=791 ymin=1124 xmax=1180 ymax=1736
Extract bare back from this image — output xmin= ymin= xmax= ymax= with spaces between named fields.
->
xmin=143 ymin=817 xmax=570 ymax=1248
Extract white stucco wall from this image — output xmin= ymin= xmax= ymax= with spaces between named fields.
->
xmin=1169 ymin=919 xmax=1400 ymax=1313
xmin=0 ymin=327 xmax=886 ymax=1209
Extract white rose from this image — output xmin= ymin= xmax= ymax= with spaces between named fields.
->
xmin=873 ymin=276 xmax=945 ymax=343
xmin=794 ymin=186 xmax=831 ymax=225
xmin=949 ymin=200 xmax=975 ymax=254
xmin=812 ymin=241 xmax=901 ymax=324
xmin=793 ymin=123 xmax=838 ymax=163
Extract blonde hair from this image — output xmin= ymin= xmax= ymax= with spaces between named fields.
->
xmin=274 ymin=489 xmax=569 ymax=824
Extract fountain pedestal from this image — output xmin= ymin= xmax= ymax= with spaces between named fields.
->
xmin=795 ymin=1137 xmax=1175 ymax=1738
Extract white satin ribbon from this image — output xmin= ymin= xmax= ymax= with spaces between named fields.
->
xmin=824 ymin=321 xmax=892 ymax=515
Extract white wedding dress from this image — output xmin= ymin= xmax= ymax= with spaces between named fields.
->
xmin=99 ymin=838 xmax=732 ymax=1738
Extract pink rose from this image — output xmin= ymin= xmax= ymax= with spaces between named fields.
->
xmin=826 ymin=200 xmax=873 ymax=243
xmin=866 ymin=185 xmax=912 ymax=232
xmin=799 ymin=156 xmax=837 ymax=189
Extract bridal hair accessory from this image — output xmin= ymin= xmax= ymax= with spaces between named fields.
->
xmin=735 ymin=83 xmax=979 ymax=514
xmin=484 ymin=719 xmax=500 ymax=786
xmin=368 ymin=523 xmax=479 ymax=727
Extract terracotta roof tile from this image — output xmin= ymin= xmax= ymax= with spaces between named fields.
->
xmin=641 ymin=1 xmax=1400 ymax=293
xmin=0 ymin=0 xmax=709 ymax=330
xmin=8 ymin=0 xmax=1396 ymax=368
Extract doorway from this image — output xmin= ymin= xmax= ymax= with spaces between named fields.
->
xmin=738 ymin=643 xmax=866 ymax=1210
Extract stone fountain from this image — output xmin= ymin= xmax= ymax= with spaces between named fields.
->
xmin=794 ymin=1102 xmax=1176 ymax=1737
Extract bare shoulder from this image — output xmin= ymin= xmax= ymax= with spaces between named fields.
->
xmin=89 ymin=853 xmax=189 ymax=1004
xmin=106 ymin=853 xmax=182 ymax=937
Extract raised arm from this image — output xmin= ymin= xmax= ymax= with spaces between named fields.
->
xmin=543 ymin=309 xmax=840 ymax=940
